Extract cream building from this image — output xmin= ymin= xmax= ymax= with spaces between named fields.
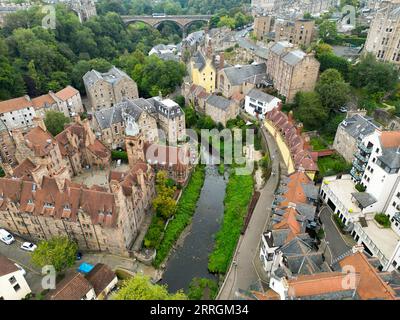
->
xmin=364 ymin=0 xmax=400 ymax=65
xmin=0 ymin=255 xmax=31 ymax=300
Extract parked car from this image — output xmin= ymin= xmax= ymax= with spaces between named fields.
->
xmin=14 ymin=263 xmax=26 ymax=276
xmin=20 ymin=242 xmax=37 ymax=252
xmin=0 ymin=228 xmax=15 ymax=245
xmin=76 ymin=251 xmax=83 ymax=260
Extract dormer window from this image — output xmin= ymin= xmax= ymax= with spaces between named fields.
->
xmin=28 ymin=199 xmax=33 ymax=204
xmin=32 ymin=183 xmax=37 ymax=192
xmin=44 ymin=202 xmax=54 ymax=208
xmin=64 ymin=204 xmax=70 ymax=210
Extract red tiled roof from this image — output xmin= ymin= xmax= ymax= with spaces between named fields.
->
xmin=31 ymin=94 xmax=56 ymax=110
xmin=86 ymin=263 xmax=116 ymax=296
xmin=380 ymin=131 xmax=400 ymax=149
xmin=55 ymin=86 xmax=79 ymax=101
xmin=287 ymin=272 xmax=359 ymax=298
xmin=0 ymin=254 xmax=19 ymax=277
xmin=46 ymin=272 xmax=92 ymax=300
xmin=266 ymin=108 xmax=318 ymax=171
xmin=339 ymin=252 xmax=397 ymax=300
xmin=0 ymin=96 xmax=32 ymax=113
xmin=24 ymin=126 xmax=56 ymax=156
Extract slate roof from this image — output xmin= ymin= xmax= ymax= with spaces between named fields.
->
xmin=148 ymin=97 xmax=183 ymax=120
xmin=192 ymin=51 xmax=206 ymax=71
xmin=94 ymin=98 xmax=155 ymax=130
xmin=223 ymin=63 xmax=267 ymax=86
xmin=206 ymin=95 xmax=232 ymax=111
xmin=378 ymin=147 xmax=400 ymax=170
xmin=282 ymin=50 xmax=307 ymax=65
xmin=85 ymin=263 xmax=117 ymax=296
xmin=270 ymin=41 xmax=293 ymax=55
xmin=83 ymin=67 xmax=131 ymax=88
xmin=351 ymin=192 xmax=378 ymax=208
xmin=246 ymin=88 xmax=278 ymax=103
xmin=340 ymin=114 xmax=379 ymax=139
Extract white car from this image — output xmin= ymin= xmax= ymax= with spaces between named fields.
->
xmin=14 ymin=263 xmax=26 ymax=276
xmin=20 ymin=242 xmax=37 ymax=252
xmin=0 ymin=228 xmax=15 ymax=245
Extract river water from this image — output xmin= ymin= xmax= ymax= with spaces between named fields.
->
xmin=159 ymin=165 xmax=227 ymax=293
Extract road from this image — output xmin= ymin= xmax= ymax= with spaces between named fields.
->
xmin=217 ymin=124 xmax=285 ymax=300
xmin=320 ymin=207 xmax=351 ymax=261
xmin=0 ymin=237 xmax=43 ymax=294
xmin=234 ymin=27 xmax=264 ymax=53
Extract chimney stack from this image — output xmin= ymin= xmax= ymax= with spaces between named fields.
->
xmin=219 ymin=52 xmax=225 ymax=70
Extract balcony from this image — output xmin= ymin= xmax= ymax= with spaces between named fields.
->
xmin=352 ymin=160 xmax=366 ymax=172
xmin=350 ymin=167 xmax=361 ymax=181
xmin=358 ymin=142 xmax=372 ymax=154
xmin=354 ymin=151 xmax=369 ymax=163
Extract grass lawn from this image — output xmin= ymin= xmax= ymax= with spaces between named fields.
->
xmin=317 ymin=153 xmax=352 ymax=177
xmin=310 ymin=136 xmax=328 ymax=151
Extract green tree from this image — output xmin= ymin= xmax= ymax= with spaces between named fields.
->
xmin=316 ymin=68 xmax=350 ymax=110
xmin=31 ymin=237 xmax=78 ymax=272
xmin=152 ymin=171 xmax=177 ymax=220
xmin=316 ymin=52 xmax=350 ymax=79
xmin=294 ymin=92 xmax=329 ymax=131
xmin=217 ymin=16 xmax=236 ymax=29
xmin=113 ymin=273 xmax=187 ymax=300
xmin=318 ymin=20 xmax=338 ymax=43
xmin=44 ymin=111 xmax=71 ymax=136
xmin=349 ymin=53 xmax=399 ymax=96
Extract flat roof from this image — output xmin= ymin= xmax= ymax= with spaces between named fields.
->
xmin=323 ymin=176 xmax=361 ymax=214
xmin=361 ymin=219 xmax=400 ymax=260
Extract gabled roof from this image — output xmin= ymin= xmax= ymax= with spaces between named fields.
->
xmin=46 ymin=272 xmax=93 ymax=300
xmin=0 ymin=95 xmax=32 ymax=113
xmin=0 ymin=255 xmax=19 ymax=277
xmin=206 ymin=94 xmax=232 ymax=111
xmin=246 ymin=88 xmax=279 ymax=103
xmin=86 ymin=263 xmax=116 ymax=296
xmin=55 ymin=86 xmax=79 ymax=101
xmin=223 ymin=63 xmax=267 ymax=86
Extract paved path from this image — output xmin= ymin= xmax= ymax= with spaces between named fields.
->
xmin=217 ymin=125 xmax=284 ymax=300
xmin=320 ymin=207 xmax=351 ymax=261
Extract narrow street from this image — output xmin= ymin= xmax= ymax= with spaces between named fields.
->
xmin=217 ymin=125 xmax=285 ymax=299
xmin=320 ymin=207 xmax=352 ymax=261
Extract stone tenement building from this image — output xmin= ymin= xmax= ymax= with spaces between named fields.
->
xmin=93 ymin=98 xmax=159 ymax=150
xmin=364 ymin=0 xmax=400 ymax=65
xmin=0 ymin=161 xmax=155 ymax=256
xmin=0 ymin=119 xmax=16 ymax=167
xmin=254 ymin=15 xmax=274 ymax=41
xmin=6 ymin=116 xmax=110 ymax=182
xmin=267 ymin=41 xmax=319 ymax=102
xmin=83 ymin=67 xmax=139 ymax=111
xmin=275 ymin=19 xmax=315 ymax=47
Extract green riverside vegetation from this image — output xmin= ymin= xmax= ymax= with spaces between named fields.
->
xmin=187 ymin=277 xmax=219 ymax=300
xmin=152 ymin=165 xmax=206 ymax=267
xmin=208 ymin=169 xmax=254 ymax=274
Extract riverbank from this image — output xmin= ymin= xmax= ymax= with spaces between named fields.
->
xmin=208 ymin=167 xmax=254 ymax=274
xmin=159 ymin=166 xmax=227 ymax=292
xmin=153 ymin=165 xmax=206 ymax=268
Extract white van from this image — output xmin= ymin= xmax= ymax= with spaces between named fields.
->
xmin=0 ymin=228 xmax=15 ymax=245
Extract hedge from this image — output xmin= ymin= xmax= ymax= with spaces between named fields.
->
xmin=208 ymin=171 xmax=254 ymax=274
xmin=153 ymin=166 xmax=206 ymax=267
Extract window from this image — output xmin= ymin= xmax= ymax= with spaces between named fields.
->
xmin=13 ymin=284 xmax=21 ymax=292
xmin=9 ymin=276 xmax=16 ymax=285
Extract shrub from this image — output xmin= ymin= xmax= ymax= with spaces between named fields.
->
xmin=188 ymin=278 xmax=219 ymax=300
xmin=374 ymin=213 xmax=391 ymax=228
xmin=208 ymin=171 xmax=254 ymax=274
xmin=153 ymin=166 xmax=206 ymax=267
xmin=333 ymin=214 xmax=345 ymax=231
xmin=355 ymin=183 xmax=366 ymax=192
xmin=111 ymin=150 xmax=128 ymax=162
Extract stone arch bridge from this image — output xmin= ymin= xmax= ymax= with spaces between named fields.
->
xmin=121 ymin=15 xmax=212 ymax=36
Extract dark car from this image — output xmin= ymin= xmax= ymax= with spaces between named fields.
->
xmin=76 ymin=252 xmax=83 ymax=260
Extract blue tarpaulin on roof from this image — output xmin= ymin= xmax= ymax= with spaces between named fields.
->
xmin=78 ymin=262 xmax=94 ymax=274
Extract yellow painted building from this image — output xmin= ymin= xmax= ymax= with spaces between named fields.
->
xmin=190 ymin=51 xmax=217 ymax=93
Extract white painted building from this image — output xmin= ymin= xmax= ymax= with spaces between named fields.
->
xmin=0 ymin=95 xmax=37 ymax=132
xmin=320 ymin=130 xmax=400 ymax=271
xmin=244 ymin=88 xmax=281 ymax=118
xmin=0 ymin=255 xmax=31 ymax=300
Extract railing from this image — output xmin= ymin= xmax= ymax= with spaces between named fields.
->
xmin=352 ymin=160 xmax=365 ymax=172
xmin=354 ymin=151 xmax=369 ymax=163
xmin=350 ymin=168 xmax=361 ymax=181
xmin=358 ymin=142 xmax=372 ymax=154
xmin=353 ymin=223 xmax=389 ymax=267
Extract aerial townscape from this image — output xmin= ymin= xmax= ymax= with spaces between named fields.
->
xmin=1 ymin=0 xmax=400 ymax=304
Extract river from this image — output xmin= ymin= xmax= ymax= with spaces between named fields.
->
xmin=159 ymin=165 xmax=227 ymax=293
